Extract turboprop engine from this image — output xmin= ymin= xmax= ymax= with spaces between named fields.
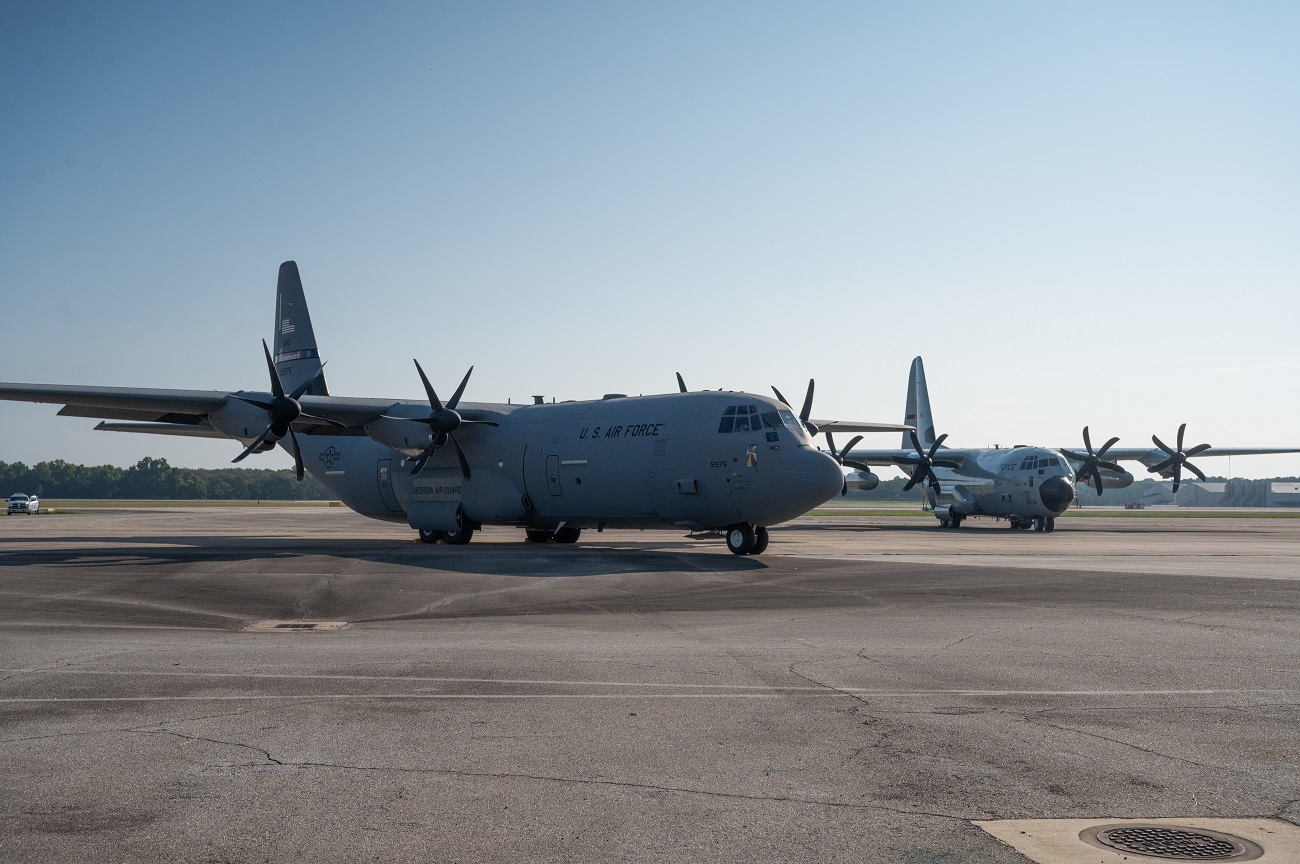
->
xmin=844 ymin=470 xmax=880 ymax=492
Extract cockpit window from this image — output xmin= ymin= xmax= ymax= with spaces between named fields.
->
xmin=720 ymin=403 xmax=794 ymax=435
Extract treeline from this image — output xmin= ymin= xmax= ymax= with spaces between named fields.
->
xmin=0 ymin=457 xmax=334 ymax=500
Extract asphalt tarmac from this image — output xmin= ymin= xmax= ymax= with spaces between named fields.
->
xmin=2 ymin=507 xmax=1297 ymax=863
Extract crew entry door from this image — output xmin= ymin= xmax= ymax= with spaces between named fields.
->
xmin=376 ymin=459 xmax=404 ymax=513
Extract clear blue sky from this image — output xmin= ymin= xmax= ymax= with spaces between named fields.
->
xmin=3 ymin=1 xmax=1298 ymax=478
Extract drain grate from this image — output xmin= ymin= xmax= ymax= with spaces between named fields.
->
xmin=1088 ymin=825 xmax=1260 ymax=861
xmin=242 ymin=620 xmax=348 ymax=632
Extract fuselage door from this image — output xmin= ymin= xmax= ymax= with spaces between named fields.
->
xmin=546 ymin=454 xmax=562 ymax=496
xmin=376 ymin=459 xmax=404 ymax=514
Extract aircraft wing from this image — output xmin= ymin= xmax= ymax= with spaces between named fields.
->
xmin=1058 ymin=445 xmax=1300 ymax=471
xmin=0 ymin=382 xmax=505 ymax=432
xmin=842 ymin=447 xmax=975 ymax=470
xmin=812 ymin=419 xmax=913 ymax=433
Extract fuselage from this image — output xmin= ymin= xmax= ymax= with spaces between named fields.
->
xmin=286 ymin=391 xmax=845 ymax=533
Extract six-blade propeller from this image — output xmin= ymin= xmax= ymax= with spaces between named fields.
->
xmin=228 ymin=340 xmax=340 ymax=480
xmin=771 ymin=379 xmax=819 ymax=436
xmin=1061 ymin=426 xmax=1122 ymax=496
xmin=899 ymin=430 xmax=960 ymax=497
xmin=391 ymin=361 xmax=500 ymax=478
xmin=1148 ymin=423 xmax=1211 ymax=493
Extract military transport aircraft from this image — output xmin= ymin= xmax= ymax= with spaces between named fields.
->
xmin=0 ymin=262 xmax=909 ymax=555
xmin=836 ymin=357 xmax=1300 ymax=532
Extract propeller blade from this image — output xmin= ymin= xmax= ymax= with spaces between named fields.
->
xmin=229 ymin=394 xmax=277 ymax=412
xmin=771 ymin=386 xmax=792 ymax=410
xmin=902 ymin=476 xmax=918 ymax=492
xmin=1083 ymin=426 xmax=1093 ymax=454
xmin=926 ymin=472 xmax=942 ymax=497
xmin=1060 ymin=449 xmax=1089 ymax=462
xmin=799 ymin=379 xmax=814 ymax=422
xmin=1097 ymin=460 xmax=1123 ymax=472
xmin=1171 ymin=465 xmax=1182 ymax=494
xmin=450 ymin=433 xmax=471 ymax=479
xmin=288 ymin=363 xmax=328 ymax=401
xmin=676 ymin=372 xmax=687 ymax=394
xmin=459 ymin=419 xmax=501 ymax=428
xmin=825 ymin=431 xmax=837 ymax=457
xmin=261 ymin=339 xmax=286 ymax=399
xmin=413 ymin=359 xmax=443 ymax=412
xmin=298 ymin=413 xmax=347 ymax=429
xmin=1092 ymin=471 xmax=1104 ymax=496
xmin=447 ymin=366 xmax=474 ymax=410
xmin=1096 ymin=436 xmax=1120 ymax=458
xmin=232 ymin=425 xmax=274 ymax=464
xmin=908 ymin=429 xmax=923 ymax=454
xmin=1148 ymin=457 xmax=1177 ymax=474
xmin=409 ymin=445 xmax=435 ymax=476
xmin=1185 ymin=462 xmax=1207 ymax=482
xmin=289 ymin=427 xmax=304 ymax=481
xmin=1177 ymin=422 xmax=1186 ymax=452
xmin=1152 ymin=434 xmax=1174 ymax=455
xmin=842 ymin=435 xmax=863 ymax=455
xmin=927 ymin=433 xmax=948 ymax=459
xmin=1185 ymin=443 xmax=1212 ymax=458
xmin=931 ymin=459 xmax=962 ymax=469
xmin=842 ymin=459 xmax=873 ymax=473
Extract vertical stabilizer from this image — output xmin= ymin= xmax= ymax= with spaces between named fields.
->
xmin=903 ymin=356 xmax=936 ymax=448
xmin=272 ymin=261 xmax=329 ymax=397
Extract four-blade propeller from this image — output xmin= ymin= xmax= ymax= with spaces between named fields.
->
xmin=1061 ymin=426 xmax=1122 ymax=496
xmin=391 ymin=361 xmax=500 ymax=477
xmin=771 ymin=380 xmax=819 ymax=436
xmin=228 ymin=340 xmax=340 ymax=480
xmin=899 ymin=430 xmax=959 ymax=497
xmin=1148 ymin=423 xmax=1211 ymax=493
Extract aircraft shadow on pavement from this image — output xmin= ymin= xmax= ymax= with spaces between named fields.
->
xmin=0 ymin=534 xmax=769 ymax=578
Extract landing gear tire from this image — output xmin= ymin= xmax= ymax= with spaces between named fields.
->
xmin=1032 ymin=516 xmax=1046 ymax=532
xmin=726 ymin=523 xmax=756 ymax=555
xmin=525 ymin=529 xmax=553 ymax=543
xmin=418 ymin=528 xmax=444 ymax=544
xmin=749 ymin=526 xmax=770 ymax=555
xmin=553 ymin=526 xmax=581 ymax=544
xmin=1045 ymin=517 xmax=1055 ymax=533
xmin=443 ymin=523 xmax=475 ymax=545
xmin=938 ymin=517 xmax=951 ymax=529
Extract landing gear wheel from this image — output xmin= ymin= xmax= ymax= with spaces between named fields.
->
xmin=749 ymin=526 xmax=770 ymax=555
xmin=726 ymin=523 xmax=756 ymax=555
xmin=443 ymin=523 xmax=475 ymax=545
xmin=418 ymin=528 xmax=444 ymax=544
xmin=938 ymin=518 xmax=951 ymax=529
xmin=1045 ymin=517 xmax=1056 ymax=533
xmin=553 ymin=526 xmax=581 ymax=544
xmin=1032 ymin=516 xmax=1046 ymax=532
xmin=525 ymin=529 xmax=553 ymax=543
xmin=948 ymin=507 xmax=964 ymax=529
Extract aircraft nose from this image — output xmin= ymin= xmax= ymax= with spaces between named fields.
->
xmin=797 ymin=448 xmax=848 ymax=503
xmin=1039 ymin=476 xmax=1074 ymax=514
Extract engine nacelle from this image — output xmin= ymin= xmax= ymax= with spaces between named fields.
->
xmin=844 ymin=470 xmax=880 ymax=492
xmin=363 ymin=416 xmax=432 ymax=457
xmin=1097 ymin=468 xmax=1135 ymax=490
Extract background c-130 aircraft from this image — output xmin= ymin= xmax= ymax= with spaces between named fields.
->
xmin=0 ymin=262 xmax=910 ymax=555
xmin=834 ymin=357 xmax=1300 ymax=532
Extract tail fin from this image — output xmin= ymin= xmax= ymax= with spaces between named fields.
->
xmin=272 ymin=261 xmax=329 ymax=397
xmin=902 ymin=356 xmax=936 ymax=448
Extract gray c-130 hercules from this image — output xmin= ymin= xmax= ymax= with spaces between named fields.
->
xmin=0 ymin=261 xmax=909 ymax=554
xmin=838 ymin=356 xmax=1300 ymax=532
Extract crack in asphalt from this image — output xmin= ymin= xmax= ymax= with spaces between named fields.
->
xmin=135 ymin=728 xmax=283 ymax=766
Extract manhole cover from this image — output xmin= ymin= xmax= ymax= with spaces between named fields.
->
xmin=1083 ymin=825 xmax=1262 ymax=861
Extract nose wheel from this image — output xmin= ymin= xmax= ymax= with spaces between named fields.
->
xmin=726 ymin=524 xmax=769 ymax=555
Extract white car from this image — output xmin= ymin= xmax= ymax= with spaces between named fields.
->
xmin=7 ymin=493 xmax=38 ymax=515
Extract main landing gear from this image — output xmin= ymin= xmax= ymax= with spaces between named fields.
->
xmin=417 ymin=523 xmax=477 ymax=544
xmin=726 ymin=523 xmax=769 ymax=555
xmin=1007 ymin=516 xmax=1055 ymax=532
xmin=524 ymin=526 xmax=582 ymax=544
xmin=937 ymin=506 xmax=964 ymax=529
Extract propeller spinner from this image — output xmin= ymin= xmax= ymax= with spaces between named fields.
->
xmin=1061 ymin=426 xmax=1122 ymax=496
xmin=228 ymin=339 xmax=340 ymax=480
xmin=1148 ymin=423 xmax=1211 ymax=493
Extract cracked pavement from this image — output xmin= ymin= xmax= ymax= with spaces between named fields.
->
xmin=1 ymin=507 xmax=1298 ymax=862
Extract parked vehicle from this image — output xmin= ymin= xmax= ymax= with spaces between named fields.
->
xmin=7 ymin=493 xmax=39 ymax=515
